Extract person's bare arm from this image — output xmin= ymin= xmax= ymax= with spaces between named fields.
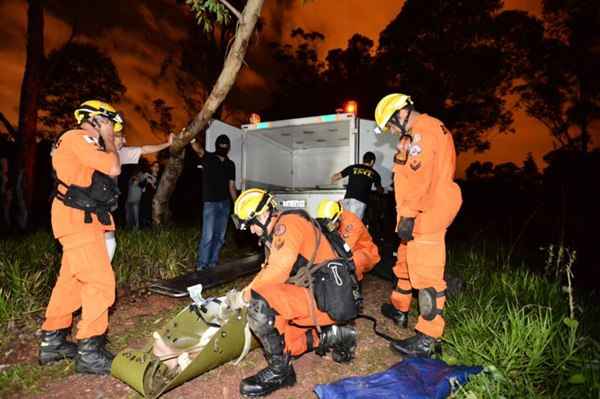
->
xmin=191 ymin=140 xmax=205 ymax=158
xmin=229 ymin=180 xmax=237 ymax=202
xmin=331 ymin=172 xmax=343 ymax=183
xmin=140 ymin=133 xmax=174 ymax=155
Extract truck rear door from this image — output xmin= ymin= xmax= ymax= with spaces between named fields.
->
xmin=358 ymin=119 xmax=397 ymax=191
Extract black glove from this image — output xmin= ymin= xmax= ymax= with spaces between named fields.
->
xmin=397 ymin=217 xmax=415 ymax=242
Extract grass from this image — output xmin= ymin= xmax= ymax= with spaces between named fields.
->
xmin=0 ymin=231 xmax=61 ymax=324
xmin=0 ymin=361 xmax=73 ymax=397
xmin=111 ymin=227 xmax=199 ymax=286
xmin=443 ymin=246 xmax=600 ymax=398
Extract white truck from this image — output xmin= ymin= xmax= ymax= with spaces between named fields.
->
xmin=205 ymin=113 xmax=398 ymax=217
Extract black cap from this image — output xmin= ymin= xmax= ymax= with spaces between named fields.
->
xmin=216 ymin=134 xmax=230 ymax=147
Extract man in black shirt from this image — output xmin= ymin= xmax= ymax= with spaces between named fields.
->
xmin=191 ymin=134 xmax=237 ymax=271
xmin=331 ymin=151 xmax=383 ymax=219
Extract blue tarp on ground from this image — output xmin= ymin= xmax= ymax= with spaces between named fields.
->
xmin=314 ymin=358 xmax=483 ymax=399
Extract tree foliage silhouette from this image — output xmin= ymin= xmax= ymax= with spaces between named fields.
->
xmin=39 ymin=43 xmax=126 ymax=134
xmin=377 ymin=0 xmax=541 ymax=153
xmin=514 ymin=0 xmax=600 ymax=152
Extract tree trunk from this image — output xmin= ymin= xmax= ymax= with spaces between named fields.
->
xmin=152 ymin=0 xmax=265 ymax=225
xmin=16 ymin=0 xmax=44 ymax=218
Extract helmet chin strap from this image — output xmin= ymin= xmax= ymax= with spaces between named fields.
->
xmin=250 ymin=210 xmax=275 ymax=247
xmin=397 ymin=106 xmax=413 ymax=136
xmin=392 ymin=106 xmax=415 ymax=165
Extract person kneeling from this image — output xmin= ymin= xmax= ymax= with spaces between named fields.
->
xmin=232 ymin=189 xmax=361 ymax=397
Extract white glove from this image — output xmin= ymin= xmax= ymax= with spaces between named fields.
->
xmin=225 ymin=289 xmax=248 ymax=311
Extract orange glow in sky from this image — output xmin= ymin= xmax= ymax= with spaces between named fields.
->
xmin=0 ymin=0 xmax=584 ymax=177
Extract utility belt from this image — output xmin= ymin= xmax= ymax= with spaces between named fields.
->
xmin=282 ymin=210 xmax=361 ymax=324
xmin=55 ymin=171 xmax=120 ymax=225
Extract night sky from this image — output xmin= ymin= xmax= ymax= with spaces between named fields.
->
xmin=1 ymin=0 xmax=587 ymax=176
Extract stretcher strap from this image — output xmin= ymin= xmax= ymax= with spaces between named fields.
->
xmin=233 ymin=320 xmax=253 ymax=365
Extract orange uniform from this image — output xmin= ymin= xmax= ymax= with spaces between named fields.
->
xmin=244 ymin=213 xmax=338 ymax=356
xmin=337 ymin=210 xmax=380 ymax=281
xmin=390 ymin=114 xmax=462 ymax=338
xmin=42 ymin=130 xmax=118 ymax=339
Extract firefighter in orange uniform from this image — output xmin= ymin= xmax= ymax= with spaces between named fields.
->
xmin=38 ymin=100 xmax=122 ymax=374
xmin=231 ymin=189 xmax=358 ymax=397
xmin=374 ymin=93 xmax=462 ymax=357
xmin=316 ymin=199 xmax=380 ymax=281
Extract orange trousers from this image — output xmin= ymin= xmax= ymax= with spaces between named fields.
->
xmin=42 ymin=229 xmax=115 ymax=339
xmin=253 ymin=283 xmax=335 ymax=356
xmin=390 ymin=231 xmax=447 ymax=338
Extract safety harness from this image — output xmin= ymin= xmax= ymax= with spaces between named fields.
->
xmin=274 ymin=210 xmax=361 ymax=329
xmin=279 ymin=210 xmax=397 ymax=344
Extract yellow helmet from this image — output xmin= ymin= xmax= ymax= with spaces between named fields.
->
xmin=374 ymin=93 xmax=413 ymax=133
xmin=233 ymin=188 xmax=276 ymax=230
xmin=74 ymin=100 xmax=124 ymax=132
xmin=317 ymin=199 xmax=343 ymax=221
xmin=316 ymin=199 xmax=343 ymax=231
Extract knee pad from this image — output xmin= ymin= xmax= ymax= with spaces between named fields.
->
xmin=332 ymin=325 xmax=357 ymax=363
xmin=247 ymin=290 xmax=277 ymax=337
xmin=317 ymin=324 xmax=357 ymax=363
xmin=336 ymin=325 xmax=357 ymax=350
xmin=418 ymin=287 xmax=446 ymax=321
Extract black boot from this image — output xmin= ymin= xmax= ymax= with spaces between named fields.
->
xmin=381 ymin=303 xmax=409 ymax=328
xmin=316 ymin=324 xmax=357 ymax=363
xmin=75 ymin=335 xmax=115 ymax=375
xmin=240 ymin=333 xmax=296 ymax=397
xmin=390 ymin=331 xmax=440 ymax=358
xmin=39 ymin=329 xmax=77 ymax=365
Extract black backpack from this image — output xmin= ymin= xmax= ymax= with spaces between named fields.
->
xmin=55 ymin=171 xmax=120 ymax=225
xmin=283 ymin=210 xmax=362 ymax=323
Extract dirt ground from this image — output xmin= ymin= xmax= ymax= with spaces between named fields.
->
xmin=5 ymin=275 xmax=413 ymax=399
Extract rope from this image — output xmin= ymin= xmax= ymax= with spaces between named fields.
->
xmin=356 ymin=314 xmax=396 ymax=343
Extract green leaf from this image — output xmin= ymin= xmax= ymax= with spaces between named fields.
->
xmin=442 ymin=354 xmax=459 ymax=365
xmin=563 ymin=317 xmax=579 ymax=330
xmin=568 ymin=373 xmax=586 ymax=385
